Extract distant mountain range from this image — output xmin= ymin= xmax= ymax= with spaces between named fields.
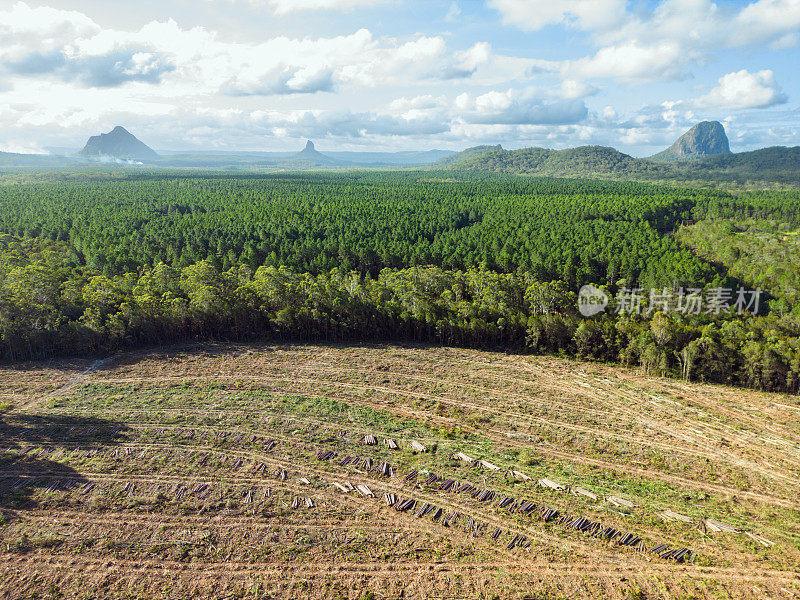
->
xmin=2 ymin=131 xmax=455 ymax=169
xmin=434 ymin=122 xmax=800 ymax=185
xmin=151 ymin=139 xmax=455 ymax=168
xmin=2 ymin=122 xmax=798 ymax=185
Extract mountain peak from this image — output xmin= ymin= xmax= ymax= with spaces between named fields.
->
xmin=77 ymin=126 xmax=158 ymax=161
xmin=291 ymin=139 xmax=339 ymax=166
xmin=650 ymin=121 xmax=731 ymax=162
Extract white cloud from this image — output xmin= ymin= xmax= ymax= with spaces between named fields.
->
xmin=732 ymin=0 xmax=800 ymax=47
xmin=0 ymin=141 xmax=48 ymax=154
xmin=265 ymin=0 xmax=388 ymax=14
xmin=455 ymin=42 xmax=491 ymax=74
xmin=556 ymin=79 xmax=597 ymax=100
xmin=454 ymin=88 xmax=588 ymax=125
xmin=0 ymin=3 xmax=490 ymax=97
xmin=0 ymin=0 xmax=795 ymax=153
xmin=387 ymin=95 xmax=446 ymax=113
xmin=695 ymin=69 xmax=788 ymax=110
xmin=0 ymin=5 xmax=176 ymax=88
xmin=569 ymin=42 xmax=686 ymax=82
xmin=493 ymin=0 xmax=800 ymax=84
xmin=0 ymin=2 xmax=98 ymax=42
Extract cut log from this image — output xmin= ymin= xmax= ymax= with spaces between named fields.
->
xmin=425 ymin=473 xmax=441 ymax=486
xmin=316 ymin=449 xmax=336 ymax=461
xmin=606 ymin=496 xmax=635 ymax=508
xmin=660 ymin=510 xmax=693 ymax=523
xmin=356 ymin=484 xmax=374 ymax=498
xmin=705 ymin=519 xmax=739 ymax=534
xmin=441 ymin=511 xmax=459 ymax=527
xmin=744 ymin=531 xmax=775 ymax=547
xmin=375 ymin=462 xmax=393 ymax=477
xmin=409 ymin=441 xmax=427 ymax=453
xmin=438 ymin=479 xmax=456 ymax=492
xmin=572 ymin=487 xmax=598 ymax=501
xmin=538 ymin=478 xmax=566 ymax=491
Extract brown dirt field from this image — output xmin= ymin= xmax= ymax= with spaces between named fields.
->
xmin=1 ymin=342 xmax=799 ymax=599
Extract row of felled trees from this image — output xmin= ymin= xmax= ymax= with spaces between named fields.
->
xmin=2 ymin=235 xmax=800 ymax=393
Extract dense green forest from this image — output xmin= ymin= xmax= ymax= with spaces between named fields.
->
xmin=3 ymin=171 xmax=800 ymax=393
xmin=0 ymin=172 xmax=720 ymax=288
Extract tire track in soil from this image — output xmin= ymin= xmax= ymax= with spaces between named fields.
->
xmin=3 ymin=553 xmax=799 ymax=587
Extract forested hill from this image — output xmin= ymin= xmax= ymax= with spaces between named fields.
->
xmin=670 ymin=146 xmax=800 ymax=183
xmin=436 ymin=144 xmax=800 ymax=186
xmin=436 ymin=146 xmax=668 ymax=178
xmin=434 ymin=145 xmax=503 ymax=167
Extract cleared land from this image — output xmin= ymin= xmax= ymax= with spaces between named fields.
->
xmin=2 ymin=343 xmax=800 ymax=599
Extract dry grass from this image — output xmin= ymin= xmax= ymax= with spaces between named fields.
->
xmin=1 ymin=342 xmax=799 ymax=599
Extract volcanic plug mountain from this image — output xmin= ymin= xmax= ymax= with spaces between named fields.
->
xmin=78 ymin=126 xmax=159 ymax=161
xmin=650 ymin=121 xmax=732 ymax=161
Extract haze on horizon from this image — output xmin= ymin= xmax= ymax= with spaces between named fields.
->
xmin=0 ymin=0 xmax=798 ymax=157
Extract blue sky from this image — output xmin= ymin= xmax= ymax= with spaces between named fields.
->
xmin=0 ymin=0 xmax=798 ymax=155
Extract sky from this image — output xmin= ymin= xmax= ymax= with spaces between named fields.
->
xmin=0 ymin=0 xmax=798 ymax=156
